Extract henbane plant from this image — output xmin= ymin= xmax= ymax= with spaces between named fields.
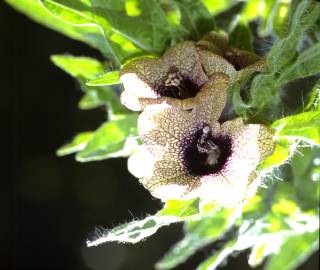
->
xmin=7 ymin=0 xmax=319 ymax=269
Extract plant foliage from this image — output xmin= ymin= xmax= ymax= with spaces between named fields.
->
xmin=6 ymin=0 xmax=319 ymax=269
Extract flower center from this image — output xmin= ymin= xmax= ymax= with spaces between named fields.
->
xmin=197 ymin=126 xmax=221 ymax=166
xmin=158 ymin=67 xmax=201 ymax=99
xmin=182 ymin=125 xmax=232 ymax=177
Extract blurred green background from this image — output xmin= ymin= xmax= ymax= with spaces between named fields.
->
xmin=3 ymin=0 xmax=318 ymax=269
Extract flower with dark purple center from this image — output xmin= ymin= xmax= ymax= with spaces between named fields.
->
xmin=128 ymin=73 xmax=274 ymax=205
xmin=120 ymin=41 xmax=208 ymax=111
xmin=120 ymin=34 xmax=265 ymax=112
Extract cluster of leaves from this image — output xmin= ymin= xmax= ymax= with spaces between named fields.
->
xmin=7 ymin=0 xmax=319 ymax=270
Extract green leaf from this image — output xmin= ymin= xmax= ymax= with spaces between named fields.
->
xmin=51 ymin=55 xmax=125 ymax=115
xmin=156 ymin=234 xmax=212 ymax=270
xmin=56 ymin=131 xmax=93 ymax=156
xmin=232 ymin=84 xmax=250 ymax=120
xmin=86 ymin=71 xmax=120 ymax=86
xmin=272 ymin=111 xmax=320 ymax=144
xmin=267 ymin=0 xmax=320 ymax=74
xmin=41 ymin=0 xmax=173 ymax=63
xmin=76 ymin=114 xmax=138 ymax=162
xmin=5 ymin=0 xmax=111 ymax=57
xmin=305 ymin=79 xmax=320 ymax=111
xmin=240 ymin=0 xmax=264 ymax=23
xmin=257 ymin=140 xmax=294 ymax=172
xmin=248 ymin=73 xmax=281 ymax=115
xmin=264 ymin=230 xmax=319 ymax=270
xmin=248 ymin=234 xmax=282 ymax=267
xmin=51 ymin=55 xmax=105 ymax=81
xmin=246 ymin=0 xmax=320 ymax=118
xmin=87 ymin=198 xmax=202 ymax=246
xmin=260 ymin=0 xmax=278 ymax=35
xmin=156 ymin=207 xmax=239 ymax=270
xmin=229 ymin=22 xmax=252 ymax=51
xmin=291 ymin=146 xmax=320 ymax=209
xmin=196 ymin=240 xmax=237 ymax=270
xmin=201 ymin=0 xmax=237 ymax=15
xmin=86 ymin=214 xmax=181 ymax=245
xmin=158 ymin=198 xmax=200 ymax=220
xmin=272 ymin=0 xmax=290 ymax=38
xmin=277 ymin=43 xmax=320 ymax=85
xmin=238 ymin=0 xmax=281 ymax=37
xmin=176 ymin=0 xmax=214 ymax=40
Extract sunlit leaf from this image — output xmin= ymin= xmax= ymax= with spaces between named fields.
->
xmin=158 ymin=198 xmax=200 ymax=220
xmin=305 ymin=79 xmax=320 ymax=111
xmin=196 ymin=240 xmax=237 ymax=270
xmin=277 ymin=43 xmax=320 ymax=85
xmin=86 ymin=71 xmax=120 ymax=86
xmin=272 ymin=111 xmax=320 ymax=144
xmin=272 ymin=0 xmax=290 ymax=38
xmin=51 ymin=55 xmax=125 ymax=115
xmin=291 ymin=146 xmax=320 ymax=209
xmin=87 ymin=198 xmax=204 ymax=246
xmin=40 ymin=0 xmax=174 ymax=63
xmin=86 ymin=215 xmax=180 ymax=245
xmin=241 ymin=0 xmax=264 ymax=23
xmin=257 ymin=140 xmax=293 ymax=172
xmin=56 ymin=131 xmax=93 ymax=156
xmin=5 ymin=0 xmax=111 ymax=57
xmin=260 ymin=0 xmax=278 ymax=35
xmin=51 ymin=55 xmax=105 ymax=81
xmin=201 ymin=0 xmax=237 ymax=15
xmin=156 ymin=207 xmax=239 ymax=270
xmin=264 ymin=230 xmax=319 ymax=270
xmin=76 ymin=114 xmax=138 ymax=162
xmin=248 ymin=234 xmax=283 ymax=267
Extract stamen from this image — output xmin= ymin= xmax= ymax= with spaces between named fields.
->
xmin=197 ymin=126 xmax=221 ymax=166
xmin=160 ymin=68 xmax=200 ymax=99
xmin=165 ymin=71 xmax=183 ymax=87
xmin=182 ymin=124 xmax=232 ymax=177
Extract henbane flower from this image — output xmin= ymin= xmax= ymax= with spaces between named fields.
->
xmin=120 ymin=41 xmax=208 ymax=111
xmin=120 ymin=33 xmax=265 ymax=112
xmin=129 ymin=73 xmax=274 ymax=206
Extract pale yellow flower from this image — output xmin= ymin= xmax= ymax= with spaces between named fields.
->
xmin=129 ymin=73 xmax=274 ymax=206
xmin=120 ymin=41 xmax=208 ymax=111
xmin=120 ymin=35 xmax=265 ymax=112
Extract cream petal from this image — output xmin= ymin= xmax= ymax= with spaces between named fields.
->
xmin=141 ymin=167 xmax=201 ymax=201
xmin=163 ymin=41 xmax=208 ymax=88
xmin=138 ymin=103 xmax=197 ymax=155
xmin=198 ymin=49 xmax=237 ymax=82
xmin=127 ymin=145 xmax=154 ymax=178
xmin=120 ymin=57 xmax=168 ymax=111
xmin=136 ymin=116 xmax=274 ymax=204
xmin=199 ymin=119 xmax=274 ymax=206
xmin=156 ymin=72 xmax=229 ymax=117
xmin=192 ymin=73 xmax=229 ymax=122
xmin=146 ymin=181 xmax=200 ymax=201
xmin=120 ymin=42 xmax=210 ymax=111
xmin=221 ymin=119 xmax=275 ymax=161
